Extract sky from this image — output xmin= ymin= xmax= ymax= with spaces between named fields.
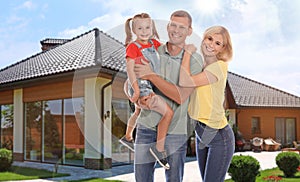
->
xmin=0 ymin=0 xmax=300 ymax=97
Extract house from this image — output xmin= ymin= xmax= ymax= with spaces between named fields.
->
xmin=0 ymin=28 xmax=129 ymax=169
xmin=0 ymin=28 xmax=299 ymax=170
xmin=226 ymin=72 xmax=300 ymax=147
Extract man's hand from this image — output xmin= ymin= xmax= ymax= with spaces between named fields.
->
xmin=134 ymin=59 xmax=155 ymax=80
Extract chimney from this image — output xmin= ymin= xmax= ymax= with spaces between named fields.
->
xmin=40 ymin=38 xmax=69 ymax=51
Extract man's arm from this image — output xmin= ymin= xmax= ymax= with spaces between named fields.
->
xmin=134 ymin=61 xmax=194 ymax=104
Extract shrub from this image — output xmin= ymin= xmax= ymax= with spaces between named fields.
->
xmin=228 ymin=155 xmax=260 ymax=182
xmin=0 ymin=148 xmax=13 ymax=171
xmin=74 ymin=153 xmax=83 ymax=160
xmin=65 ymin=152 xmax=74 ymax=159
xmin=44 ymin=152 xmax=54 ymax=158
xmin=276 ymin=152 xmax=300 ymax=177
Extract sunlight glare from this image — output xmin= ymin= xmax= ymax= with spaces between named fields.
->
xmin=196 ymin=0 xmax=220 ymax=14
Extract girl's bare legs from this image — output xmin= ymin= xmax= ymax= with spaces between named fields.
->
xmin=120 ymin=104 xmax=140 ymax=152
xmin=125 ymin=104 xmax=140 ymax=141
xmin=139 ymin=94 xmax=173 ymax=151
xmin=156 ymin=103 xmax=173 ymax=152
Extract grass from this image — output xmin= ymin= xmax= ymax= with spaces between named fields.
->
xmin=0 ymin=166 xmax=69 ymax=181
xmin=0 ymin=166 xmax=122 ymax=182
xmin=70 ymin=178 xmax=123 ymax=182
xmin=225 ymin=167 xmax=300 ymax=182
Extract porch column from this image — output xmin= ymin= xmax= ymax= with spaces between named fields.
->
xmin=84 ymin=77 xmax=112 ymax=169
xmin=13 ymin=89 xmax=24 ymax=161
xmin=102 ymin=82 xmax=112 ymax=168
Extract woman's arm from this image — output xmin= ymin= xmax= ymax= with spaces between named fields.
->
xmin=179 ymin=45 xmax=217 ymax=87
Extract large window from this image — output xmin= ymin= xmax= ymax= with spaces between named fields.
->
xmin=25 ymin=101 xmax=42 ymax=161
xmin=43 ymin=100 xmax=63 ymax=163
xmin=64 ymin=98 xmax=84 ymax=166
xmin=24 ymin=98 xmax=84 ymax=166
xmin=0 ymin=104 xmax=13 ymax=150
xmin=275 ymin=117 xmax=296 ymax=145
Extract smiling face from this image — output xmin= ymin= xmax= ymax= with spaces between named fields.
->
xmin=201 ymin=33 xmax=224 ymax=57
xmin=132 ymin=18 xmax=152 ymax=44
xmin=167 ymin=16 xmax=192 ymax=47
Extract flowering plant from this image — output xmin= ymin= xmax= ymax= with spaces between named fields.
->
xmin=262 ymin=175 xmax=282 ymax=182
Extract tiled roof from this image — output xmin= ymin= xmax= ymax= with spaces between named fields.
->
xmin=0 ymin=28 xmax=126 ymax=85
xmin=227 ymin=72 xmax=300 ymax=108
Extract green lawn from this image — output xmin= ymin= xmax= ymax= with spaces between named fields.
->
xmin=0 ymin=166 xmax=69 ymax=181
xmin=5 ymin=166 xmax=300 ymax=182
xmin=225 ymin=167 xmax=300 ymax=182
xmin=0 ymin=166 xmax=123 ymax=182
xmin=70 ymin=179 xmax=123 ymax=182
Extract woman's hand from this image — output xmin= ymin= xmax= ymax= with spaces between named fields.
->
xmin=184 ymin=44 xmax=197 ymax=55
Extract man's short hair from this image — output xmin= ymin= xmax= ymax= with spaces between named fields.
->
xmin=170 ymin=10 xmax=192 ymax=27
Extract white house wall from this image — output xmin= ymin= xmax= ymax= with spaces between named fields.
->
xmin=13 ymin=89 xmax=23 ymax=153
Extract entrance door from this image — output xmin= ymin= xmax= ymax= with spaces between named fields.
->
xmin=275 ymin=118 xmax=296 ymax=146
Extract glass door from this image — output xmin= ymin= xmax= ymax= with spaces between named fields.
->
xmin=275 ymin=117 xmax=296 ymax=146
xmin=25 ymin=102 xmax=42 ymax=161
xmin=63 ymin=98 xmax=84 ymax=166
xmin=42 ymin=100 xmax=62 ymax=163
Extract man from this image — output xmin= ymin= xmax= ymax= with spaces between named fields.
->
xmin=133 ymin=10 xmax=203 ymax=182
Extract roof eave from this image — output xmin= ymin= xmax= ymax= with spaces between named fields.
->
xmin=235 ymin=104 xmax=300 ymax=109
xmin=0 ymin=65 xmax=125 ymax=92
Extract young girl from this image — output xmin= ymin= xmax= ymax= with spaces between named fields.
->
xmin=179 ymin=26 xmax=235 ymax=181
xmin=119 ymin=13 xmax=173 ymax=170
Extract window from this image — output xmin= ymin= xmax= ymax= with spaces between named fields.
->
xmin=63 ymin=98 xmax=84 ymax=166
xmin=25 ymin=101 xmax=42 ymax=161
xmin=275 ymin=117 xmax=296 ymax=145
xmin=0 ymin=104 xmax=14 ymax=150
xmin=251 ymin=117 xmax=261 ymax=134
xmin=43 ymin=100 xmax=62 ymax=163
xmin=24 ymin=98 xmax=84 ymax=166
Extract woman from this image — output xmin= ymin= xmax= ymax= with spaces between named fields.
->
xmin=179 ymin=26 xmax=235 ymax=182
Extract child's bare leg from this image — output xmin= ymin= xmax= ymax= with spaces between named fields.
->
xmin=156 ymin=103 xmax=173 ymax=151
xmin=143 ymin=94 xmax=174 ymax=152
xmin=125 ymin=105 xmax=140 ymax=141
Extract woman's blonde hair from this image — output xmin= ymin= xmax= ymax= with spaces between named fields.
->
xmin=202 ymin=26 xmax=233 ymax=62
xmin=125 ymin=13 xmax=159 ymax=46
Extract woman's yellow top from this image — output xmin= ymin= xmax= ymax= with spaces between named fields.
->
xmin=188 ymin=61 xmax=228 ymax=129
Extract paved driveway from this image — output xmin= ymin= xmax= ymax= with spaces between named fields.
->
xmin=14 ymin=151 xmax=281 ymax=182
xmin=106 ymin=151 xmax=281 ymax=182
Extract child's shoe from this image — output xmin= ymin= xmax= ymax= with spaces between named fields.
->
xmin=149 ymin=145 xmax=170 ymax=170
xmin=119 ymin=136 xmax=134 ymax=152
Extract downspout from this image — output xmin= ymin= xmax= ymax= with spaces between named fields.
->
xmin=100 ymin=73 xmax=115 ymax=168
